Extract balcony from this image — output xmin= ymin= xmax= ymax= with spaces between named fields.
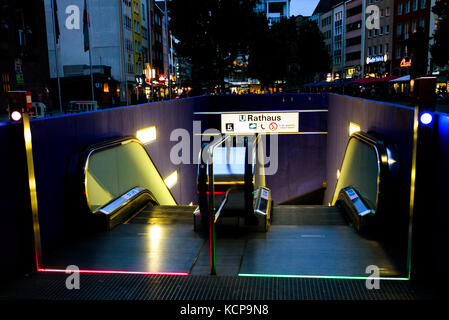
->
xmin=346 ymin=29 xmax=362 ymax=39
xmin=345 ymin=59 xmax=361 ymax=67
xmin=345 ymin=44 xmax=362 ymax=54
xmin=346 ymin=13 xmax=362 ymax=25
xmin=346 ymin=0 xmax=362 ymax=10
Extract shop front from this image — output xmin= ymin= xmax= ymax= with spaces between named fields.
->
xmin=365 ymin=55 xmax=391 ymax=78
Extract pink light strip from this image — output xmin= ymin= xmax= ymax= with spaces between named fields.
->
xmin=38 ymin=268 xmax=189 ymax=276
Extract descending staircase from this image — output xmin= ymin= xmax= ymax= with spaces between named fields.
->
xmin=272 ymin=205 xmax=347 ymax=226
xmin=126 ymin=205 xmax=195 ymax=225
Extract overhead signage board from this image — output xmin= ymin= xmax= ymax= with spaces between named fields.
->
xmin=221 ymin=112 xmax=299 ymax=134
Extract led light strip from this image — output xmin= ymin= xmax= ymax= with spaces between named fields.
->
xmin=238 ymin=273 xmax=409 ymax=280
xmin=38 ymin=267 xmax=188 ymax=276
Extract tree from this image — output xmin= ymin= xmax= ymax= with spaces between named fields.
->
xmin=295 ymin=18 xmax=330 ymax=84
xmin=405 ymin=26 xmax=430 ymax=77
xmin=246 ymin=15 xmax=276 ymax=90
xmin=430 ymin=0 xmax=449 ymax=68
xmin=247 ymin=16 xmax=330 ymax=90
xmin=169 ymin=1 xmax=330 ymax=94
xmin=169 ymin=0 xmax=263 ymax=95
xmin=247 ymin=17 xmax=297 ymax=90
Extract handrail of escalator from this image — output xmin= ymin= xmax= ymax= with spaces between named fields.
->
xmin=205 ymin=134 xmax=231 ymax=275
xmin=214 ymin=187 xmax=233 ymax=223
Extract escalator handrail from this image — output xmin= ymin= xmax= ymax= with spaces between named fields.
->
xmin=82 ymin=136 xmax=178 ymax=214
xmin=214 ymin=187 xmax=233 ymax=223
xmin=333 ymin=131 xmax=390 ymax=210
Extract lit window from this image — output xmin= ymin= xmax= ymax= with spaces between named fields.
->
xmin=419 ymin=18 xmax=425 ymax=28
xmin=405 ymin=0 xmax=410 ymax=13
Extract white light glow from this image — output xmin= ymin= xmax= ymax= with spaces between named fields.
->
xmin=388 ymin=158 xmax=397 ymax=165
xmin=136 ymin=126 xmax=157 ymax=144
xmin=164 ymin=170 xmax=178 ymax=189
xmin=149 ymin=225 xmax=162 ymax=241
xmin=349 ymin=122 xmax=361 ymax=136
xmin=420 ymin=113 xmax=433 ymax=125
xmin=11 ymin=111 xmax=22 ymax=121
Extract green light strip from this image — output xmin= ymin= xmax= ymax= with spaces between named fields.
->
xmin=238 ymin=273 xmax=409 ymax=281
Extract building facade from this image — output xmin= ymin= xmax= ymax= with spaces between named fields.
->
xmin=255 ymin=0 xmax=291 ymax=25
xmin=0 ymin=0 xmax=52 ymax=113
xmin=44 ymin=0 xmax=161 ymax=107
xmin=344 ymin=0 xmax=365 ymax=79
xmin=321 ymin=10 xmax=334 ymax=57
xmin=364 ymin=0 xmax=394 ymax=77
xmin=392 ymin=0 xmax=432 ymax=76
xmin=154 ymin=1 xmax=177 ymax=99
xmin=332 ymin=2 xmax=346 ymax=80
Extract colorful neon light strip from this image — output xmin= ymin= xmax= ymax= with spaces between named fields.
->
xmin=38 ymin=267 xmax=188 ymax=276
xmin=238 ymin=273 xmax=409 ymax=280
xmin=197 ymin=191 xmax=227 ymax=195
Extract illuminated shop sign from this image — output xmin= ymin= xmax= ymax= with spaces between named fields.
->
xmin=400 ymin=58 xmax=412 ymax=68
xmin=366 ymin=55 xmax=387 ymax=64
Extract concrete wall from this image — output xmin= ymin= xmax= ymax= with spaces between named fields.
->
xmin=0 ymin=123 xmax=35 ymax=285
xmin=428 ymin=112 xmax=449 ymax=291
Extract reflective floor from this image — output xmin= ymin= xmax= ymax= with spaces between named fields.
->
xmin=43 ymin=205 xmax=405 ymax=277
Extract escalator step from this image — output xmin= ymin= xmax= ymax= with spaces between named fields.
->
xmin=128 ymin=205 xmax=196 ymax=224
xmin=272 ymin=205 xmax=347 ymax=225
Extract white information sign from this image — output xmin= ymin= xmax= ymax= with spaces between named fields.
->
xmin=221 ymin=112 xmax=299 ymax=134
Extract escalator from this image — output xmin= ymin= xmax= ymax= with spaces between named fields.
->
xmin=196 ymin=131 xmax=407 ymax=277
xmin=41 ymin=130 xmax=406 ymax=278
xmin=44 ymin=137 xmax=201 ymax=274
xmin=195 ymin=134 xmax=272 ymax=233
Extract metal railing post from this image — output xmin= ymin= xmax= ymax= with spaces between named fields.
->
xmin=206 ymin=134 xmax=230 ymax=275
xmin=208 ymin=154 xmax=216 ymax=275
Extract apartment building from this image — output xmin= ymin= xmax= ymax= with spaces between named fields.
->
xmin=44 ymin=0 xmax=153 ymax=105
xmin=364 ymin=0 xmax=394 ymax=77
xmin=332 ymin=2 xmax=345 ymax=80
xmin=344 ymin=0 xmax=365 ymax=79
